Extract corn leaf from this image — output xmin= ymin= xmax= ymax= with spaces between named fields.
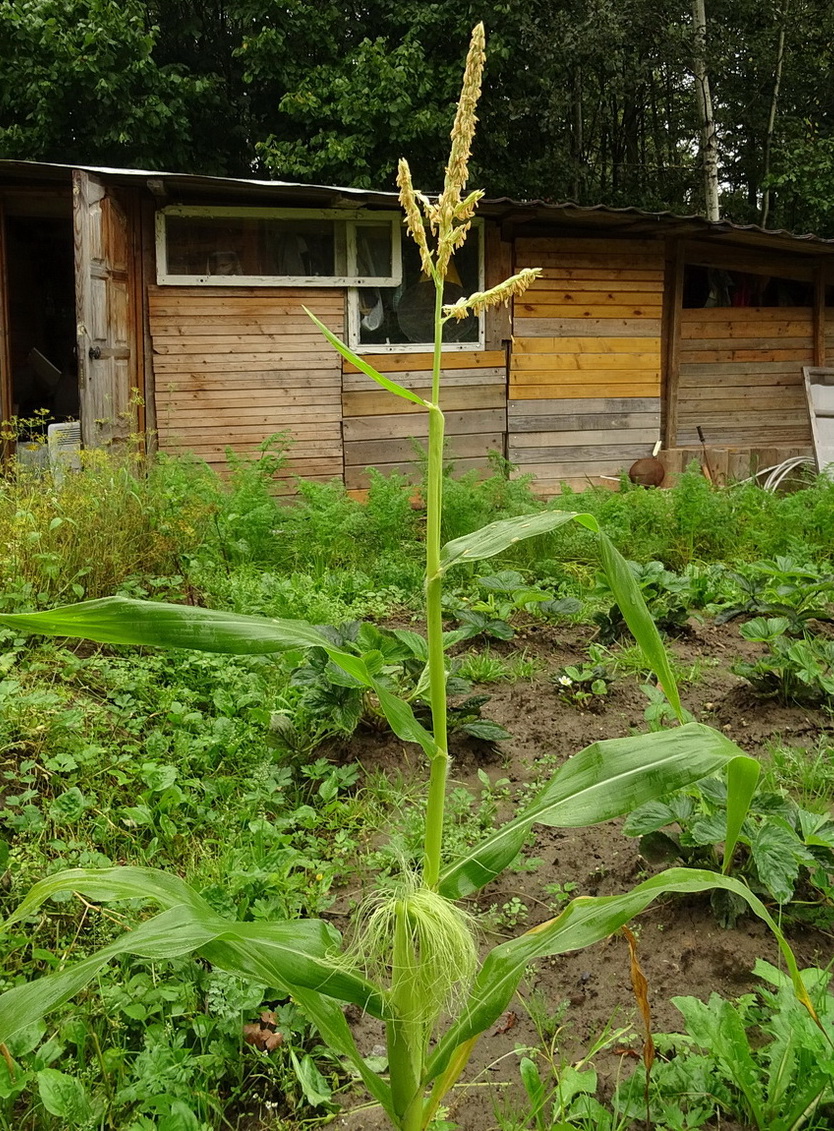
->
xmin=304 ymin=307 xmax=430 ymax=407
xmin=439 ymin=511 xmax=598 ymax=571
xmin=0 ymin=868 xmax=389 ymax=1047
xmin=723 ymin=754 xmax=761 ymax=873
xmin=0 ymin=599 xmax=437 ymax=758
xmin=438 ymin=517 xmax=682 ymax=720
xmin=597 ymin=532 xmax=683 ymax=720
xmin=0 ymin=597 xmax=329 ymax=654
xmin=426 ymin=868 xmax=808 ymax=1084
xmin=439 ymin=724 xmax=756 ymax=900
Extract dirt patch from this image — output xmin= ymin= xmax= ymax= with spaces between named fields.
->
xmin=333 ymin=619 xmax=834 ymax=1130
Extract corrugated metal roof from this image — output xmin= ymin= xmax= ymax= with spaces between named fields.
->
xmin=1 ymin=159 xmax=832 ymax=252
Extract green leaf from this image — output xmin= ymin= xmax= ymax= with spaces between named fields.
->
xmin=439 ymin=724 xmax=755 ymax=900
xmin=0 ymin=599 xmax=437 ymax=758
xmin=37 ymin=1069 xmax=93 ymax=1125
xmin=0 ymin=597 xmax=330 ymax=654
xmin=723 ymin=754 xmax=760 ymax=872
xmin=671 ymin=996 xmax=764 ymax=1124
xmin=622 ymin=800 xmax=679 ymax=837
xmin=750 ymin=820 xmax=811 ymax=904
xmin=158 ymin=1102 xmax=201 ymax=1131
xmin=304 ymin=307 xmax=430 ymax=407
xmin=289 ymin=1049 xmax=333 ymax=1107
xmin=596 ymin=532 xmax=682 ymax=720
xmin=439 ymin=511 xmax=599 ymax=571
xmin=0 ymin=868 xmax=390 ymax=1047
xmin=439 ymin=518 xmax=682 ymax=719
xmin=426 ymin=868 xmax=806 ymax=1085
xmin=287 ymin=983 xmax=395 ymax=1120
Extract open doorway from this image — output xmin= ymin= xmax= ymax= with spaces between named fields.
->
xmin=5 ymin=213 xmax=78 ymax=429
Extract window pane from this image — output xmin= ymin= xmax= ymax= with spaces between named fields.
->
xmin=165 ymin=216 xmax=343 ymax=277
xmin=357 ymin=234 xmax=479 ymax=346
xmin=356 ymin=224 xmax=392 ymax=277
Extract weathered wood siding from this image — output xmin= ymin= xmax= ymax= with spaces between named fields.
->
xmin=342 ymin=351 xmax=506 ymax=491
xmin=508 ymin=237 xmax=663 ymax=492
xmin=676 ymin=307 xmax=813 ymax=447
xmin=149 ymin=287 xmax=343 ymax=486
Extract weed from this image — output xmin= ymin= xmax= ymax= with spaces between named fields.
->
xmin=616 ymin=961 xmax=834 ymax=1131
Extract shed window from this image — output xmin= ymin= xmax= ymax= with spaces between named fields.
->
xmin=348 ymin=226 xmax=483 ymax=351
xmin=156 ymin=206 xmax=401 ymax=287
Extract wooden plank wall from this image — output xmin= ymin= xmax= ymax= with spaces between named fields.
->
xmin=509 ymin=237 xmax=664 ymax=492
xmin=342 ymin=351 xmax=506 ymax=491
xmin=148 ymin=287 xmax=343 ymax=487
xmin=676 ymin=307 xmax=814 ymax=447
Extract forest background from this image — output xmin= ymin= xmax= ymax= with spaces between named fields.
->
xmin=0 ymin=0 xmax=832 ymax=236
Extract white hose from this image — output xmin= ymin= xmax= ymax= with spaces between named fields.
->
xmin=738 ymin=455 xmax=815 ymax=490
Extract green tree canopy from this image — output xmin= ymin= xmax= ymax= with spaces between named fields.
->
xmin=2 ymin=0 xmax=834 ymax=235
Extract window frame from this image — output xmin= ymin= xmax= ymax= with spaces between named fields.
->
xmin=347 ymin=220 xmax=485 ymax=353
xmin=155 ymin=205 xmax=403 ymax=287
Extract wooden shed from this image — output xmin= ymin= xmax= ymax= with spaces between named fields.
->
xmin=1 ymin=160 xmax=832 ymax=492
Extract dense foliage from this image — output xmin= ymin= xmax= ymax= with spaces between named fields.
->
xmin=3 ymin=0 xmax=834 ymax=232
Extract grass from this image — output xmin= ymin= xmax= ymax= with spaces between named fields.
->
xmin=3 ymin=451 xmax=834 ymax=1128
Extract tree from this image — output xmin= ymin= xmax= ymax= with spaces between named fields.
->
xmin=0 ymin=0 xmax=220 ymax=171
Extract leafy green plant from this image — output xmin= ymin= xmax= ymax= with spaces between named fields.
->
xmin=715 ymin=556 xmax=834 ymax=631
xmin=288 ymin=620 xmax=510 ymax=745
xmin=0 ymin=28 xmax=817 ymax=1131
xmin=734 ymin=619 xmax=834 ymax=704
xmin=591 ymin=559 xmax=693 ymax=642
xmin=616 ymin=961 xmax=834 ymax=1131
xmin=553 ymin=644 xmax=616 ymax=707
xmin=450 ymin=570 xmax=580 ymax=641
xmin=624 ymin=773 xmax=834 ymax=926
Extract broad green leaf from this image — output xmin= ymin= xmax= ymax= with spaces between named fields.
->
xmin=372 ymin=682 xmax=436 ymax=755
xmin=0 ymin=597 xmax=329 ymax=654
xmin=596 ymin=532 xmax=682 ymax=720
xmin=36 ymin=1069 xmax=94 ymax=1125
xmin=426 ymin=868 xmax=807 ymax=1084
xmin=159 ymin=1102 xmax=201 ymax=1131
xmin=439 ymin=511 xmax=599 ymax=571
xmin=723 ymin=754 xmax=760 ymax=872
xmin=750 ymin=820 xmax=812 ymax=904
xmin=0 ymin=869 xmax=389 ymax=1045
xmin=439 ymin=724 xmax=755 ymax=900
xmin=0 ymin=599 xmax=437 ymax=758
xmin=289 ymin=1049 xmax=333 ymax=1107
xmin=304 ymin=307 xmax=430 ymax=407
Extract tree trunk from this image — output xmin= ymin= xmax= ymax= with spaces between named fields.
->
xmin=691 ymin=0 xmax=720 ymax=221
xmin=760 ymin=19 xmax=787 ymax=228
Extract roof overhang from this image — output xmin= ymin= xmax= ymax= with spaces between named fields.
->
xmin=1 ymin=160 xmax=832 ymax=258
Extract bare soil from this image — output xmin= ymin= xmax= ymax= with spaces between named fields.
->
xmin=332 ymin=619 xmax=834 ymax=1131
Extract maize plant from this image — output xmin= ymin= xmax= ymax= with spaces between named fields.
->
xmin=0 ymin=25 xmax=815 ymax=1131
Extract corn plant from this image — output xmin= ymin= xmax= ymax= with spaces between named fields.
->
xmin=0 ymin=25 xmax=817 ymax=1131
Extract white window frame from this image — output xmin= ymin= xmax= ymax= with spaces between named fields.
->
xmin=348 ymin=220 xmax=485 ymax=353
xmin=155 ymin=205 xmax=402 ymax=287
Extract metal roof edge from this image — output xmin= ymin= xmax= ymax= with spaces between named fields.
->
xmin=1 ymin=159 xmax=832 ymax=248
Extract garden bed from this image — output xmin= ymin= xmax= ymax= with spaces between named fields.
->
xmin=332 ymin=621 xmax=834 ymax=1130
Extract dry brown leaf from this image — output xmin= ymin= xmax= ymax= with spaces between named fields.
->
xmin=492 ymin=1011 xmax=517 ymax=1035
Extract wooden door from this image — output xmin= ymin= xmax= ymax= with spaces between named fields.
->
xmin=73 ymin=170 xmax=137 ymax=448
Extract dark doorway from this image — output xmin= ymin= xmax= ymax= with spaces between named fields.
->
xmin=5 ymin=214 xmax=78 ymax=429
